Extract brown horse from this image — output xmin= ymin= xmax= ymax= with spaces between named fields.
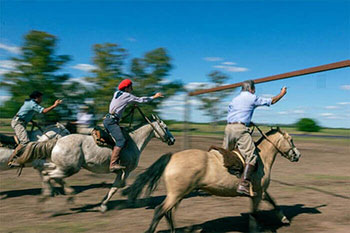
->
xmin=123 ymin=128 xmax=301 ymax=233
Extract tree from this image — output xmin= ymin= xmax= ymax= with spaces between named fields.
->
xmin=85 ymin=43 xmax=127 ymax=116
xmin=296 ymin=118 xmax=321 ymax=132
xmin=0 ymin=30 xmax=84 ymax=122
xmin=196 ymin=71 xmax=231 ymax=127
xmin=129 ymin=48 xmax=182 ymax=120
xmin=87 ymin=46 xmax=182 ymax=124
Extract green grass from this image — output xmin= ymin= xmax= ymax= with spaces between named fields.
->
xmin=305 ymin=174 xmax=350 ymax=180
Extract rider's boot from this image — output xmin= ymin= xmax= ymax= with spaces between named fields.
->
xmin=109 ymin=146 xmax=125 ymax=172
xmin=7 ymin=144 xmax=24 ymax=168
xmin=237 ymin=164 xmax=256 ymax=197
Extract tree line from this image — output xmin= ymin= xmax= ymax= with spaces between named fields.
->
xmin=0 ymin=30 xmax=233 ymax=126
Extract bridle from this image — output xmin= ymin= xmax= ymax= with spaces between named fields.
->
xmin=124 ymin=105 xmax=169 ymax=142
xmin=252 ymin=123 xmax=296 ymax=159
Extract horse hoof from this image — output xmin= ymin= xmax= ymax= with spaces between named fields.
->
xmin=38 ymin=196 xmax=49 ymax=203
xmin=66 ymin=196 xmax=75 ymax=204
xmin=100 ymin=204 xmax=107 ymax=213
xmin=281 ymin=216 xmax=290 ymax=224
xmin=64 ymin=188 xmax=75 ymax=195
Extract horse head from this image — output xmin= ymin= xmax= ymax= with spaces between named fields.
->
xmin=151 ymin=114 xmax=175 ymax=146
xmin=272 ymin=127 xmax=301 ymax=162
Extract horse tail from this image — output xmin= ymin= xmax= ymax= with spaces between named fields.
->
xmin=122 ymin=152 xmax=173 ymax=201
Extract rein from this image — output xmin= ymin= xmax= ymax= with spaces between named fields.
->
xmin=251 ymin=123 xmax=290 ymax=157
xmin=125 ymin=105 xmax=167 ymax=142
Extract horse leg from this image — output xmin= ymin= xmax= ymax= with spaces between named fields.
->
xmin=164 ymin=202 xmax=179 ymax=233
xmin=53 ymin=178 xmax=75 ymax=195
xmin=263 ymin=190 xmax=290 ymax=224
xmin=99 ymin=170 xmax=126 ymax=213
xmin=146 ymin=194 xmax=180 ymax=233
xmin=249 ymin=196 xmax=262 ymax=233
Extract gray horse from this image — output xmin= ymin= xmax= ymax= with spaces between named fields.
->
xmin=0 ymin=122 xmax=70 ymax=171
xmin=39 ymin=115 xmax=175 ymax=212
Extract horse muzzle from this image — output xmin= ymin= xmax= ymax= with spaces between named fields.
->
xmin=168 ymin=137 xmax=175 ymax=146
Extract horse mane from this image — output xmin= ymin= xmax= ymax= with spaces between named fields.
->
xmin=255 ymin=128 xmax=282 ymax=146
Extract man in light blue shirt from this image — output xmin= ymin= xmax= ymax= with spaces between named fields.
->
xmin=8 ymin=91 xmax=62 ymax=167
xmin=223 ymin=80 xmax=287 ymax=196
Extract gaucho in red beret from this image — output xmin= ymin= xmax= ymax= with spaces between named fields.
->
xmin=104 ymin=79 xmax=163 ymax=172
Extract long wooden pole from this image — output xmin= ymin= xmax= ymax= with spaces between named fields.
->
xmin=188 ymin=60 xmax=350 ymax=96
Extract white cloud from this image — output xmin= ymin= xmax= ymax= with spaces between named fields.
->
xmin=0 ymin=95 xmax=11 ymax=104
xmin=184 ymin=82 xmax=214 ymax=91
xmin=66 ymin=77 xmax=95 ymax=87
xmin=203 ymin=57 xmax=223 ymax=62
xmin=213 ymin=65 xmax=248 ymax=73
xmin=293 ymin=110 xmax=305 ymax=114
xmin=340 ymin=85 xmax=350 ymax=90
xmin=256 ymin=106 xmax=271 ymax=111
xmin=222 ymin=62 xmax=236 ymax=65
xmin=159 ymin=78 xmax=171 ymax=85
xmin=337 ymin=102 xmax=350 ymax=105
xmin=325 ymin=105 xmax=339 ymax=109
xmin=320 ymin=113 xmax=335 ymax=117
xmin=71 ymin=64 xmax=96 ymax=72
xmin=261 ymin=94 xmax=274 ymax=98
xmin=0 ymin=43 xmax=20 ymax=54
xmin=278 ymin=111 xmax=288 ymax=115
xmin=0 ymin=60 xmax=17 ymax=75
xmin=126 ymin=37 xmax=137 ymax=42
xmin=320 ymin=112 xmax=343 ymax=119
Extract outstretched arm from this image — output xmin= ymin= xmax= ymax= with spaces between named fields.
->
xmin=271 ymin=87 xmax=287 ymax=105
xmin=42 ymin=99 xmax=63 ymax=114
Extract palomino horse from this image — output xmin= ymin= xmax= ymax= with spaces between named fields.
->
xmin=38 ymin=115 xmax=175 ymax=212
xmin=124 ymin=128 xmax=301 ymax=233
xmin=0 ymin=123 xmax=70 ymax=171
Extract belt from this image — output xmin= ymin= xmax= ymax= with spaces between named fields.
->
xmin=228 ymin=121 xmax=246 ymax=126
xmin=13 ymin=116 xmax=26 ymax=123
xmin=105 ymin=113 xmax=120 ymax=122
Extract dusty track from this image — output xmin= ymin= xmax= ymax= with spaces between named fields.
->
xmin=0 ymin=135 xmax=349 ymax=232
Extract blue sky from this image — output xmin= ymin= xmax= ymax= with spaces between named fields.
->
xmin=0 ymin=0 xmax=349 ymax=128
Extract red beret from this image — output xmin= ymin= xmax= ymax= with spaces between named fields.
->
xmin=118 ymin=79 xmax=133 ymax=90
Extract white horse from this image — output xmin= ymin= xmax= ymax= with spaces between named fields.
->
xmin=0 ymin=123 xmax=70 ymax=171
xmin=38 ymin=115 xmax=175 ymax=212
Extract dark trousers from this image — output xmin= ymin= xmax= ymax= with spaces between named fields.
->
xmin=103 ymin=118 xmax=126 ymax=147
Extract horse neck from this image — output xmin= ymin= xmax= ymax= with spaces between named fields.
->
xmin=257 ymin=132 xmax=282 ymax=173
xmin=129 ymin=124 xmax=154 ymax=152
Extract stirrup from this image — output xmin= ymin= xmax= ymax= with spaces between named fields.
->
xmin=109 ymin=164 xmax=126 ymax=172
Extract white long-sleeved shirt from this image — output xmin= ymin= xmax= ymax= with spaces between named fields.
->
xmin=109 ymin=91 xmax=154 ymax=118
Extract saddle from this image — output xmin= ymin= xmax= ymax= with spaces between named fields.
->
xmin=91 ymin=126 xmax=129 ymax=149
xmin=208 ymin=145 xmax=245 ymax=177
xmin=92 ymin=126 xmax=116 ymax=148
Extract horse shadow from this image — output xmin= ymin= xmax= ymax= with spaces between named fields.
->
xmin=68 ymin=190 xmax=211 ymax=214
xmin=0 ymin=182 xmax=111 ymax=200
xmin=157 ymin=204 xmax=325 ymax=233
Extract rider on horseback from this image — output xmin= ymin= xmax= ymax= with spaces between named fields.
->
xmin=8 ymin=91 xmax=62 ymax=167
xmin=223 ymin=80 xmax=287 ymax=196
xmin=104 ymin=79 xmax=163 ymax=172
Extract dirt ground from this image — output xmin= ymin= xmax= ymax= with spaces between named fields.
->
xmin=0 ymin=135 xmax=349 ymax=233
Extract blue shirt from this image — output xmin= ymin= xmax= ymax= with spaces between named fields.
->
xmin=227 ymin=91 xmax=272 ymax=125
xmin=15 ymin=99 xmax=44 ymax=123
